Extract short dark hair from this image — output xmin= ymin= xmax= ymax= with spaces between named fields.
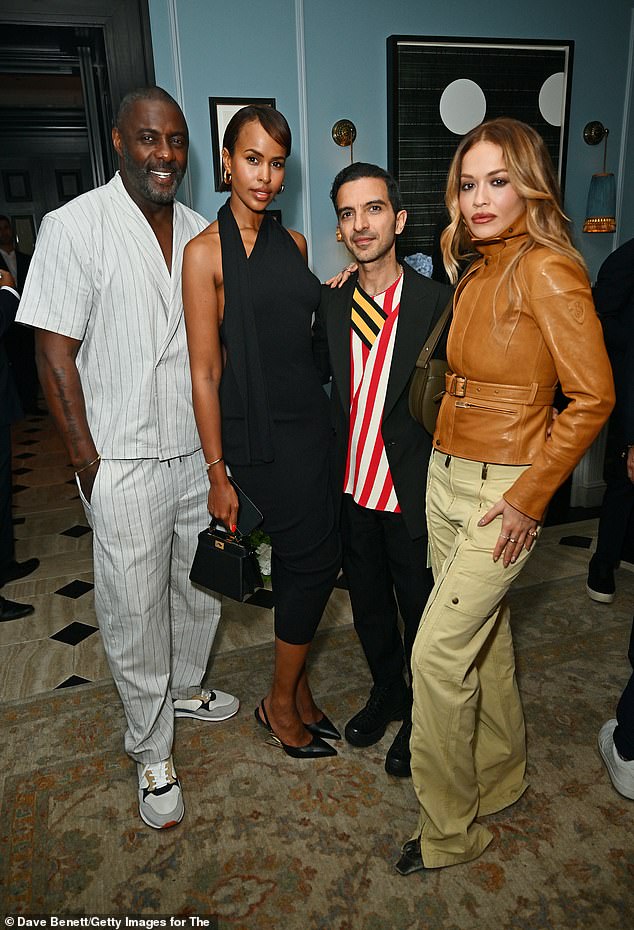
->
xmin=115 ymin=86 xmax=183 ymax=130
xmin=0 ymin=214 xmax=12 ymax=226
xmin=330 ymin=162 xmax=403 ymax=215
xmin=220 ymin=106 xmax=291 ymax=192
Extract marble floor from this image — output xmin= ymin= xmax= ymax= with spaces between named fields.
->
xmin=2 ymin=411 xmax=630 ymax=703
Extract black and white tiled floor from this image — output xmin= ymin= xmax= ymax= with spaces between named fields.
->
xmin=1 ymin=412 xmax=353 ymax=700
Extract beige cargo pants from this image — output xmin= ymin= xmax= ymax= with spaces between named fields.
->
xmin=410 ymin=451 xmax=535 ymax=868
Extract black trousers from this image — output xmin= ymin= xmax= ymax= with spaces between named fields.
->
xmin=229 ymin=420 xmax=341 ymax=646
xmin=615 ymin=616 xmax=634 ymax=760
xmin=0 ymin=424 xmax=14 ymax=580
xmin=341 ymin=493 xmax=433 ymax=690
xmin=596 ymin=435 xmax=634 ymax=566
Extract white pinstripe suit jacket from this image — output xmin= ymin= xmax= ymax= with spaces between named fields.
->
xmin=17 ymin=172 xmax=207 ymax=460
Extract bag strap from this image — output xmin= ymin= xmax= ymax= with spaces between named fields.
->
xmin=415 ymin=297 xmax=453 ymax=369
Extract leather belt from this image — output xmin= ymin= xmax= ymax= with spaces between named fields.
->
xmin=445 ymin=372 xmax=556 ymax=406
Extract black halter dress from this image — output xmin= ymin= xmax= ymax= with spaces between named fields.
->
xmin=218 ymin=203 xmax=340 ymax=644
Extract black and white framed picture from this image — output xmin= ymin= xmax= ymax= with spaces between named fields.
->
xmin=55 ymin=169 xmax=83 ymax=202
xmin=209 ymin=96 xmax=276 ymax=192
xmin=12 ymin=214 xmax=37 ymax=255
xmin=387 ymin=35 xmax=574 ymax=259
xmin=2 ymin=170 xmax=32 ymax=203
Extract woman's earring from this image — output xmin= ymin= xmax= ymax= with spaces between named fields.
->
xmin=223 ymin=168 xmax=232 ymax=186
xmin=279 ymin=184 xmax=285 ymax=193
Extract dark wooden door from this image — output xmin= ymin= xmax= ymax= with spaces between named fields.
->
xmin=0 ymin=0 xmax=155 ymax=111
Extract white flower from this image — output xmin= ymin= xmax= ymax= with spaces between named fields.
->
xmin=256 ymin=542 xmax=272 ymax=578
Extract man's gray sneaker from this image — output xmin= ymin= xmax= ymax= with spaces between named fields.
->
xmin=173 ymin=688 xmax=239 ymax=721
xmin=137 ymin=756 xmax=184 ymax=829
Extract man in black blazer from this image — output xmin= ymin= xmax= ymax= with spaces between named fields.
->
xmin=0 ymin=270 xmax=38 ymax=620
xmin=314 ymin=163 xmax=452 ymax=776
xmin=0 ymin=215 xmax=39 ymax=415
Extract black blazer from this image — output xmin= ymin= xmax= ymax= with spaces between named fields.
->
xmin=0 ymin=288 xmax=23 ymax=426
xmin=314 ymin=263 xmax=452 ymax=540
xmin=0 ymin=250 xmax=31 ymax=290
xmin=593 ymin=238 xmax=634 ymax=445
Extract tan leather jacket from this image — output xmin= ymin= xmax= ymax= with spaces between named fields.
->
xmin=433 ymin=217 xmax=615 ymax=520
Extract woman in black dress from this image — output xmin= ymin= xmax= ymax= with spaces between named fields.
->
xmin=183 ymin=106 xmax=340 ymax=758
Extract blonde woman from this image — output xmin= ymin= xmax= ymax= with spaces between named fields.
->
xmin=397 ymin=117 xmax=615 ymax=874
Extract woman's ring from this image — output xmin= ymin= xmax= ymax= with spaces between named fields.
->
xmin=509 ymin=537 xmax=517 ymax=543
xmin=528 ymin=529 xmax=538 ymax=537
xmin=500 ymin=533 xmax=510 ymax=540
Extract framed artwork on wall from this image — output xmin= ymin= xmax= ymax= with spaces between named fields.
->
xmin=12 ymin=215 xmax=37 ymax=255
xmin=387 ymin=35 xmax=574 ymax=260
xmin=2 ymin=170 xmax=32 ymax=203
xmin=209 ymin=96 xmax=276 ymax=192
xmin=55 ymin=169 xmax=83 ymax=202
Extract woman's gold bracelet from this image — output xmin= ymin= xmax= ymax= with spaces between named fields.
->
xmin=206 ymin=456 xmax=224 ymax=469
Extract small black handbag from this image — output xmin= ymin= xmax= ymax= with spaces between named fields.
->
xmin=190 ymin=523 xmax=263 ymax=602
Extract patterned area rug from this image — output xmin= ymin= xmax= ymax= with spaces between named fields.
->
xmin=1 ymin=572 xmax=634 ymax=929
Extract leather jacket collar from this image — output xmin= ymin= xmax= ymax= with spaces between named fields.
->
xmin=468 ymin=213 xmax=528 ymax=257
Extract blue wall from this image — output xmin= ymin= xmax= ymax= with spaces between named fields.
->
xmin=149 ymin=0 xmax=633 ymax=280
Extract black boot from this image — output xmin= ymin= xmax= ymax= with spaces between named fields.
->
xmin=385 ymin=717 xmax=412 ymax=777
xmin=344 ymin=680 xmax=408 ymax=747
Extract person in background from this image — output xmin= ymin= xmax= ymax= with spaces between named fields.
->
xmin=313 ymin=163 xmax=451 ymax=776
xmin=0 ymin=267 xmax=39 ymax=620
xmin=586 ymin=237 xmax=634 ymax=604
xmin=16 ymin=86 xmax=237 ymax=830
xmin=397 ymin=117 xmax=614 ymax=875
xmin=183 ymin=105 xmax=340 ymax=760
xmin=599 ymin=616 xmax=634 ymax=800
xmin=593 ymin=239 xmax=634 ymax=800
xmin=0 ymin=215 xmax=40 ymax=415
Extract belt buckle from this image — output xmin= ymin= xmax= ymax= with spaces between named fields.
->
xmin=452 ymin=375 xmax=467 ymax=397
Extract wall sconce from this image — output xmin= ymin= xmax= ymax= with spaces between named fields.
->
xmin=332 ymin=120 xmax=356 ymax=241
xmin=582 ymin=120 xmax=616 ymax=233
xmin=332 ymin=119 xmax=357 ymax=163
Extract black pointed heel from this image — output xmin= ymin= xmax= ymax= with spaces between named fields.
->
xmin=254 ymin=701 xmax=337 ymax=758
xmin=305 ymin=713 xmax=341 ymax=741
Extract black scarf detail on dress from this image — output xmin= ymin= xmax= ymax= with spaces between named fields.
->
xmin=218 ymin=200 xmax=274 ymax=464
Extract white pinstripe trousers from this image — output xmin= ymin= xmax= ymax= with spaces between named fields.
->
xmin=78 ymin=449 xmax=222 ymax=763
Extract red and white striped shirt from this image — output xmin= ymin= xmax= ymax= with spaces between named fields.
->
xmin=343 ymin=272 xmax=403 ymax=511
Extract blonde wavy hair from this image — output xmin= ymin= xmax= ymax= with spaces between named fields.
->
xmin=441 ymin=118 xmax=587 ymax=293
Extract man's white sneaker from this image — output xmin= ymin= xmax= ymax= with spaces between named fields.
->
xmin=173 ymin=688 xmax=239 ymax=721
xmin=137 ymin=756 xmax=184 ymax=829
xmin=598 ymin=719 xmax=634 ymax=800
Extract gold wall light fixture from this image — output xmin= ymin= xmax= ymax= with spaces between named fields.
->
xmin=582 ymin=120 xmax=616 ymax=233
xmin=332 ymin=119 xmax=357 ymax=163
xmin=332 ymin=119 xmax=357 ymax=241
